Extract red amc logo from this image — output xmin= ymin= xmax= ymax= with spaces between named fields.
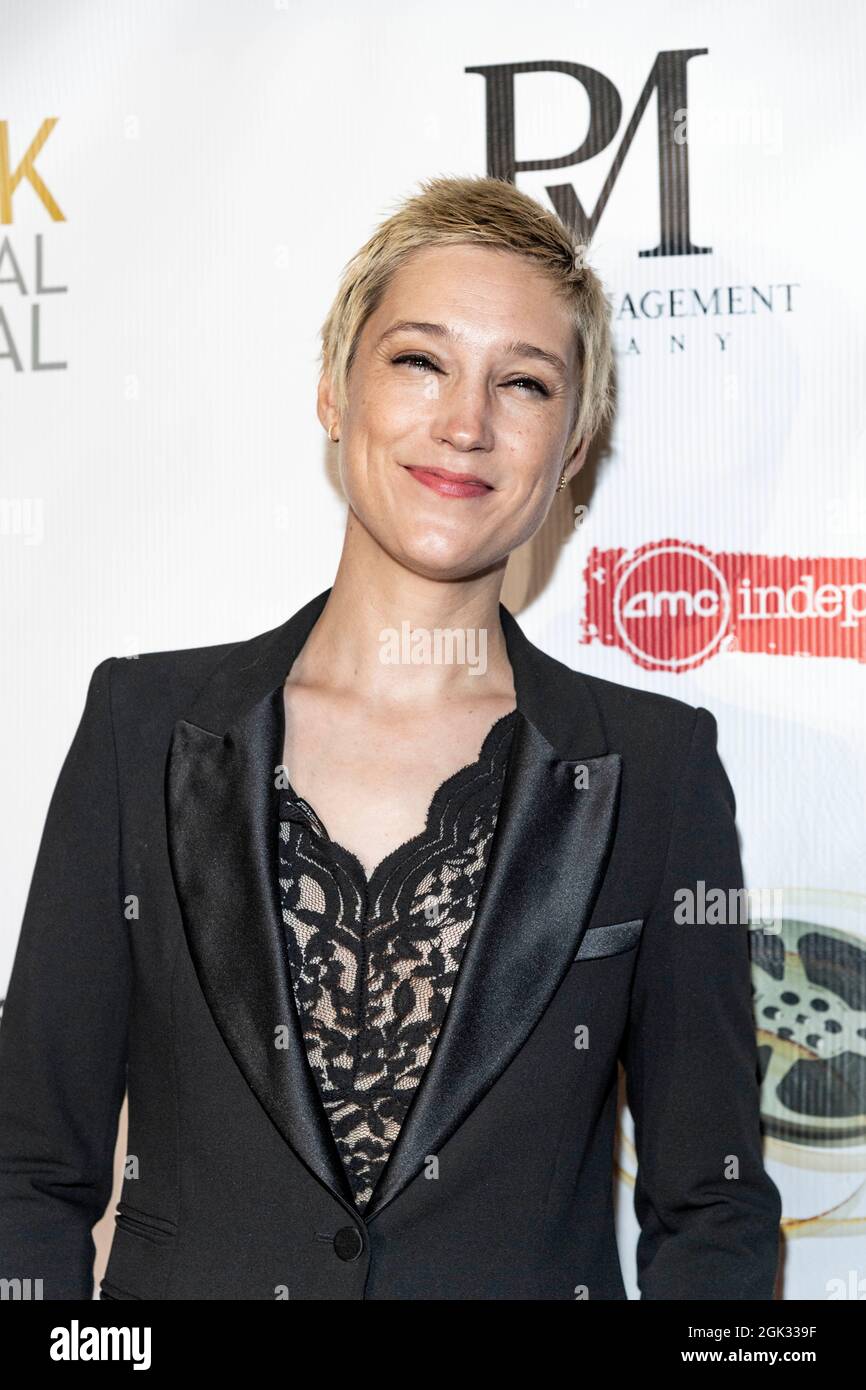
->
xmin=582 ymin=538 xmax=866 ymax=672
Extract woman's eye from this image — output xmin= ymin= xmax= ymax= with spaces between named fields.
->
xmin=391 ymin=355 xmax=548 ymax=397
xmin=506 ymin=376 xmax=549 ymax=397
xmin=393 ymin=353 xmax=440 ymax=372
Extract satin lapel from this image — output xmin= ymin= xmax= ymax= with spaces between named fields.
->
xmin=164 ymin=590 xmax=356 ymax=1208
xmin=363 ymin=607 xmax=622 ymax=1221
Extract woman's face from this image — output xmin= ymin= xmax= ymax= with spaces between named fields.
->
xmin=320 ymin=242 xmax=589 ymax=582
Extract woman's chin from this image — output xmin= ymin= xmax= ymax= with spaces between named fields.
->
xmin=354 ymin=504 xmax=506 ymax=579
xmin=392 ymin=536 xmax=501 ymax=583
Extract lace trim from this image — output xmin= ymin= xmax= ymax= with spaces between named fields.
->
xmin=277 ymin=708 xmax=517 ymax=1210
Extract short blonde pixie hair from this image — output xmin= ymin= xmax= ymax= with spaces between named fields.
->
xmin=319 ymin=173 xmax=614 ymax=462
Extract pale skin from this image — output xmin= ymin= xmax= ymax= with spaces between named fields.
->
xmin=282 ymin=241 xmax=591 ymax=879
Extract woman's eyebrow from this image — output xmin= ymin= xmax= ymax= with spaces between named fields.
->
xmin=377 ymin=320 xmax=568 ymax=379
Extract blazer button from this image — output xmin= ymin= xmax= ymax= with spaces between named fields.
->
xmin=333 ymin=1226 xmax=364 ymax=1262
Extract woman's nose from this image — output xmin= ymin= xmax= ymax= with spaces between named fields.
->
xmin=429 ymin=380 xmax=494 ymax=452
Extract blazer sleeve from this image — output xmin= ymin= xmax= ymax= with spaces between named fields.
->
xmin=0 ymin=656 xmax=130 ymax=1300
xmin=619 ymin=705 xmax=782 ymax=1300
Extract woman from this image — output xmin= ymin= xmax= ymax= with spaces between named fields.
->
xmin=0 ymin=174 xmax=781 ymax=1301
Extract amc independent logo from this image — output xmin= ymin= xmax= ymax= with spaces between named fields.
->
xmin=581 ymin=539 xmax=866 ymax=672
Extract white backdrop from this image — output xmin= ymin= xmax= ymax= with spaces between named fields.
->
xmin=2 ymin=0 xmax=865 ymax=1300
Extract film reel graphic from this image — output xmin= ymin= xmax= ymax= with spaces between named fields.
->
xmin=752 ymin=917 xmax=866 ymax=1149
xmin=615 ymin=890 xmax=866 ymax=1238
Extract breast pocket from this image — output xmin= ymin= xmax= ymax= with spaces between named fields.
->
xmin=573 ymin=917 xmax=644 ymax=961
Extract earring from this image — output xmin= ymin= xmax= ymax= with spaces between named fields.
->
xmin=556 ymin=470 xmax=568 ymax=491
xmin=327 ymin=422 xmax=339 ymax=443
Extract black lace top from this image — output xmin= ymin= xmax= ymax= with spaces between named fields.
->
xmin=276 ymin=708 xmax=518 ymax=1213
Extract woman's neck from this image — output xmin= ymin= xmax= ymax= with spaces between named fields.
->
xmin=287 ymin=523 xmax=515 ymax=712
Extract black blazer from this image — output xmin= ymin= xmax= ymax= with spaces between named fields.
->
xmin=0 ymin=587 xmax=782 ymax=1300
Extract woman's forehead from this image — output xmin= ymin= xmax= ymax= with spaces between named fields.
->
xmin=366 ymin=247 xmax=575 ymax=353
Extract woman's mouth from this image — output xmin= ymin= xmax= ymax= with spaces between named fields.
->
xmin=402 ymin=465 xmax=493 ymax=499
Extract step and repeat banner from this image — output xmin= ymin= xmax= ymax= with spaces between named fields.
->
xmin=2 ymin=0 xmax=864 ymax=1299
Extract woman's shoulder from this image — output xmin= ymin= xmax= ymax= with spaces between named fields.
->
xmin=575 ymin=668 xmax=732 ymax=816
xmin=578 ymin=667 xmax=710 ymax=730
xmin=526 ymin=627 xmax=714 ymax=739
xmin=83 ymin=624 xmax=275 ymax=758
xmin=507 ymin=607 xmax=715 ymax=751
xmin=104 ymin=637 xmax=243 ymax=715
xmin=99 ymin=607 xmax=294 ymax=705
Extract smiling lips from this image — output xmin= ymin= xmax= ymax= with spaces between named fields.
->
xmin=403 ymin=465 xmax=493 ymax=499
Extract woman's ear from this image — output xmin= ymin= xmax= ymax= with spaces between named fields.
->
xmin=561 ymin=433 xmax=591 ymax=489
xmin=316 ymin=371 xmax=339 ymax=436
